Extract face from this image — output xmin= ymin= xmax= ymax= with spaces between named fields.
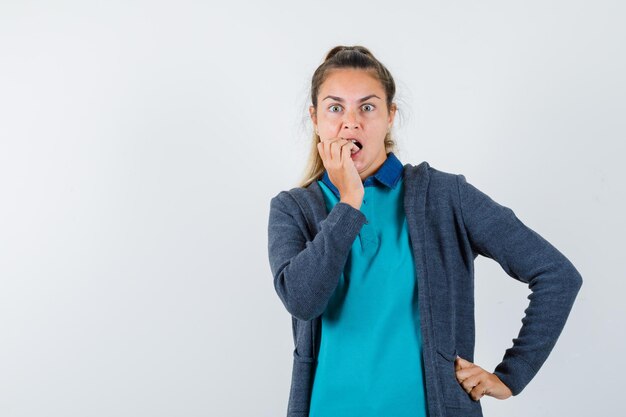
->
xmin=309 ymin=68 xmax=396 ymax=181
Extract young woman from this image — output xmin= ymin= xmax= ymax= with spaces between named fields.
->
xmin=267 ymin=45 xmax=583 ymax=417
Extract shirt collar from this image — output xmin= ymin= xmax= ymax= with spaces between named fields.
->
xmin=320 ymin=151 xmax=404 ymax=200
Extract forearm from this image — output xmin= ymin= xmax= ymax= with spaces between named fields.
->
xmin=492 ymin=258 xmax=583 ymax=395
xmin=268 ymin=194 xmax=366 ymax=321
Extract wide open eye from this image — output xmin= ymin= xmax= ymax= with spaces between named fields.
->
xmin=329 ymin=105 xmax=342 ymax=112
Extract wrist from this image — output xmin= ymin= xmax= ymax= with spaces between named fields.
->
xmin=340 ymin=196 xmax=363 ymax=210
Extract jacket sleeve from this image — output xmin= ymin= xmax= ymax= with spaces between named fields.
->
xmin=267 ymin=192 xmax=367 ymax=321
xmin=456 ymin=174 xmax=583 ymax=396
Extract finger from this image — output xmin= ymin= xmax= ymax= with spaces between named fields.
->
xmin=340 ymin=140 xmax=357 ymax=165
xmin=331 ymin=138 xmax=349 ymax=163
xmin=455 ymin=356 xmax=474 ymax=371
xmin=318 ymin=146 xmax=330 ymax=169
xmin=455 ymin=365 xmax=482 ymax=383
xmin=459 ymin=373 xmax=483 ymax=394
xmin=329 ymin=138 xmax=341 ymax=162
xmin=470 ymin=381 xmax=489 ymax=401
xmin=325 ymin=138 xmax=337 ymax=162
xmin=317 ymin=142 xmax=326 ymax=162
xmin=454 ymin=357 xmax=462 ymax=371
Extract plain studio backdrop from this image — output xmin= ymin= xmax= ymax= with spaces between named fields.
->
xmin=0 ymin=1 xmax=623 ymax=416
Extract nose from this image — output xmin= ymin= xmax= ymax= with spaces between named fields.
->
xmin=342 ymin=110 xmax=359 ymax=131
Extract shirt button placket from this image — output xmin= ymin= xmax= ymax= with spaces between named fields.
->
xmin=360 ymin=194 xmax=377 ymax=247
xmin=363 ymin=198 xmax=368 ymax=223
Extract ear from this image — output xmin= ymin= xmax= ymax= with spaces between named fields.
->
xmin=387 ymin=102 xmax=397 ymax=128
xmin=309 ymin=105 xmax=317 ymax=127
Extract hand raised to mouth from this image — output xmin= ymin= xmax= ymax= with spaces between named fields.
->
xmin=348 ymin=139 xmax=363 ymax=150
xmin=317 ymin=136 xmax=364 ymax=209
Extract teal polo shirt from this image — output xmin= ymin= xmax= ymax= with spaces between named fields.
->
xmin=309 ymin=152 xmax=429 ymax=417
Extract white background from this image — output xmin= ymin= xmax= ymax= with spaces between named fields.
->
xmin=0 ymin=1 xmax=623 ymax=416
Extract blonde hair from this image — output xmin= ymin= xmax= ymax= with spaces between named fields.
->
xmin=298 ymin=45 xmax=399 ymax=188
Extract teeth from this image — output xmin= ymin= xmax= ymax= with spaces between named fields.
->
xmin=350 ymin=140 xmax=361 ymax=154
xmin=349 ymin=139 xmax=363 ymax=150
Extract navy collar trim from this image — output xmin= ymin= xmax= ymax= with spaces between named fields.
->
xmin=319 ymin=151 xmax=404 ymax=199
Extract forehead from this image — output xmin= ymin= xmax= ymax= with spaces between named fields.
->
xmin=319 ymin=68 xmax=385 ymax=98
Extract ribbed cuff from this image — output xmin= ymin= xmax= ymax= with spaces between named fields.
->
xmin=493 ymin=354 xmax=537 ymax=396
xmin=328 ymin=201 xmax=367 ymax=238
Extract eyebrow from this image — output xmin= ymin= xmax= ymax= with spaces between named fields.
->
xmin=322 ymin=94 xmax=381 ymax=103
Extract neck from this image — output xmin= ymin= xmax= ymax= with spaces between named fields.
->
xmin=359 ymin=151 xmax=388 ymax=181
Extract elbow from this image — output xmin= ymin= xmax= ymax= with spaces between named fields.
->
xmin=273 ymin=274 xmax=320 ymax=322
xmin=573 ymin=269 xmax=583 ymax=293
xmin=279 ymin=297 xmax=319 ymax=322
xmin=289 ymin=306 xmax=319 ymax=322
xmin=565 ymin=260 xmax=583 ymax=291
xmin=558 ymin=261 xmax=584 ymax=298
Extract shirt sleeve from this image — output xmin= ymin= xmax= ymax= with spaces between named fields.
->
xmin=267 ymin=191 xmax=367 ymax=321
xmin=456 ymin=174 xmax=583 ymax=396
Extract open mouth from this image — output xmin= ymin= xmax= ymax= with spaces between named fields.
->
xmin=349 ymin=139 xmax=363 ymax=155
